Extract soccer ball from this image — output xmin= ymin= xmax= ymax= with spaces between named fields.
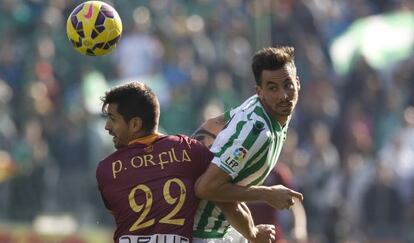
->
xmin=66 ymin=1 xmax=122 ymax=56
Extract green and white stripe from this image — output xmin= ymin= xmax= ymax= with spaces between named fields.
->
xmin=193 ymin=95 xmax=290 ymax=238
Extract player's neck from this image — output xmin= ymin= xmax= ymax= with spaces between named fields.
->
xmin=128 ymin=131 xmax=164 ymax=146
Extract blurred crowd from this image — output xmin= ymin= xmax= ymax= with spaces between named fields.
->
xmin=0 ymin=0 xmax=413 ymax=242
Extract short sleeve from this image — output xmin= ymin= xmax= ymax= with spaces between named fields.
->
xmin=210 ymin=115 xmax=269 ymax=179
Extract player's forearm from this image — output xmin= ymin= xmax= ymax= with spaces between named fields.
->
xmin=195 ymin=165 xmax=303 ymax=209
xmin=196 ymin=179 xmax=270 ymax=202
xmin=216 ymin=202 xmax=257 ymax=241
xmin=291 ymin=201 xmax=308 ymax=241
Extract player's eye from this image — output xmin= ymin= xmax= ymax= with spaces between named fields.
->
xmin=269 ymin=86 xmax=278 ymax=91
xmin=285 ymin=83 xmax=294 ymax=89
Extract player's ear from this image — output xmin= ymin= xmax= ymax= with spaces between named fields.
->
xmin=296 ymin=76 xmax=301 ymax=91
xmin=129 ymin=117 xmax=143 ymax=133
xmin=255 ymin=84 xmax=263 ymax=98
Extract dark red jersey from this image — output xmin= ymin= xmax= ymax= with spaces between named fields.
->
xmin=96 ymin=134 xmax=213 ymax=243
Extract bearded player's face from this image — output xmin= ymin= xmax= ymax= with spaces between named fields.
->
xmin=256 ymin=64 xmax=300 ymax=125
xmin=104 ymin=103 xmax=132 ymax=149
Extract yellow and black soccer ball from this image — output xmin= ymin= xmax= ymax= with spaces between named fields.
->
xmin=66 ymin=1 xmax=122 ymax=56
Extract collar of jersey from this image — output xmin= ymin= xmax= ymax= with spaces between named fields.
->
xmin=270 ymin=117 xmax=283 ymax=132
xmin=128 ymin=132 xmax=165 ymax=146
xmin=256 ymin=96 xmax=284 ymax=132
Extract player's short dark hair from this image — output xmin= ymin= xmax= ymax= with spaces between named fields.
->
xmin=101 ymin=82 xmax=160 ymax=133
xmin=251 ymin=46 xmax=296 ymax=85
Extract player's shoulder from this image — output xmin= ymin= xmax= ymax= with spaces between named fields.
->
xmin=167 ymin=134 xmax=213 ymax=163
xmin=215 ymin=117 xmax=270 ymax=151
xmin=226 ymin=107 xmax=271 ymax=136
xmin=97 ymin=148 xmax=121 ymax=170
xmin=99 ymin=148 xmax=118 ymax=163
xmin=162 ymin=133 xmax=193 ymax=144
xmin=229 ymin=95 xmax=260 ymax=116
xmin=216 ymin=112 xmax=271 ymax=153
xmin=229 ymin=96 xmax=268 ymax=122
xmin=96 ymin=149 xmax=122 ymax=181
xmin=96 ymin=142 xmax=142 ymax=170
xmin=164 ymin=134 xmax=208 ymax=149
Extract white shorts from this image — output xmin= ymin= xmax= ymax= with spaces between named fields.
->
xmin=119 ymin=234 xmax=189 ymax=243
xmin=193 ymin=228 xmax=247 ymax=243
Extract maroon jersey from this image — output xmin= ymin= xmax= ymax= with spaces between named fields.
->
xmin=96 ymin=134 xmax=213 ymax=243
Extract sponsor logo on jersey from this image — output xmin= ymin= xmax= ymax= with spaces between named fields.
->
xmin=232 ymin=147 xmax=247 ymax=161
xmin=223 ymin=147 xmax=247 ymax=169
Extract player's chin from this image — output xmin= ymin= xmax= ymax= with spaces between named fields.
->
xmin=114 ymin=141 xmax=128 ymax=150
xmin=276 ymin=107 xmax=293 ymax=115
xmin=113 ymin=141 xmax=122 ymax=149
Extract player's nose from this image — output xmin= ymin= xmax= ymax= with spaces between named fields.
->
xmin=281 ymin=89 xmax=289 ymax=101
xmin=104 ymin=120 xmax=111 ymax=131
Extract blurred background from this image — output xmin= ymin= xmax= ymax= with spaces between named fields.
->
xmin=0 ymin=0 xmax=413 ymax=242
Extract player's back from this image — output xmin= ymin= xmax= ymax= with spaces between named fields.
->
xmin=96 ymin=134 xmax=212 ymax=243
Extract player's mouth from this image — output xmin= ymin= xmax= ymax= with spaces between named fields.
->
xmin=108 ymin=132 xmax=117 ymax=142
xmin=278 ymin=102 xmax=292 ymax=108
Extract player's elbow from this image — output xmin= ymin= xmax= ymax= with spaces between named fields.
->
xmin=195 ymin=176 xmax=219 ymax=200
xmin=195 ymin=164 xmax=231 ymax=201
xmin=204 ymin=115 xmax=225 ymax=135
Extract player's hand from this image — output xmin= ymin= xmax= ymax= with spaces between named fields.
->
xmin=250 ymin=224 xmax=276 ymax=243
xmin=262 ymin=185 xmax=303 ymax=210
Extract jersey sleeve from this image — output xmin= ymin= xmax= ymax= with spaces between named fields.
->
xmin=223 ymin=95 xmax=259 ymax=123
xmin=210 ymin=113 xmax=269 ymax=179
xmin=223 ymin=109 xmax=233 ymax=123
